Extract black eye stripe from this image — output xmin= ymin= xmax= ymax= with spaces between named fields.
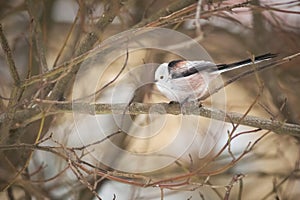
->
xmin=168 ymin=60 xmax=184 ymax=68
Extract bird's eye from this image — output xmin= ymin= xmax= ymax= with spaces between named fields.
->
xmin=160 ymin=75 xmax=164 ymax=79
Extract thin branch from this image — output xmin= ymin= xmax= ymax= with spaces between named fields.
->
xmin=195 ymin=0 xmax=203 ymax=37
xmin=261 ymin=168 xmax=298 ymax=200
xmin=144 ymin=1 xmax=252 ymax=28
xmin=134 ymin=0 xmax=199 ymax=28
xmin=71 ymin=130 xmax=122 ymax=151
xmin=48 ymin=0 xmax=124 ymax=101
xmin=224 ymin=174 xmax=245 ymax=200
xmin=0 ymin=129 xmax=290 ymax=191
xmin=26 ymin=0 xmax=49 ymax=73
xmin=30 ymin=165 xmax=69 ymax=183
xmin=68 ymin=158 xmax=103 ymax=200
xmin=251 ymin=4 xmax=300 ymax=15
xmin=238 ymin=175 xmax=244 ymax=200
xmin=148 ymin=131 xmax=269 ymax=188
xmin=52 ymin=10 xmax=80 ymax=68
xmin=0 ymin=24 xmax=24 ymax=144
xmin=0 ymin=23 xmax=20 ymax=85
xmin=73 ymin=47 xmax=129 ymax=102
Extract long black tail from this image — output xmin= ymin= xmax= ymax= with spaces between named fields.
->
xmin=217 ymin=53 xmax=277 ymax=73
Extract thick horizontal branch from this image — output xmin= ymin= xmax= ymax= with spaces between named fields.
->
xmin=6 ymin=102 xmax=300 ymax=137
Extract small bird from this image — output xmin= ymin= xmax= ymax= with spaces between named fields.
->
xmin=154 ymin=53 xmax=277 ymax=103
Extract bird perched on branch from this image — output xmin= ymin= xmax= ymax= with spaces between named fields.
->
xmin=154 ymin=53 xmax=277 ymax=103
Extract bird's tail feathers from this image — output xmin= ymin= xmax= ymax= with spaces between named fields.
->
xmin=216 ymin=53 xmax=277 ymax=73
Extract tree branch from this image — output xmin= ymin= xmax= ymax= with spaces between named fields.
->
xmin=6 ymin=101 xmax=300 ymax=137
xmin=0 ymin=24 xmax=20 ymax=85
xmin=48 ymin=0 xmax=124 ymax=101
xmin=0 ymin=24 xmax=24 ymax=144
xmin=26 ymin=0 xmax=49 ymax=73
xmin=133 ymin=0 xmax=198 ymax=28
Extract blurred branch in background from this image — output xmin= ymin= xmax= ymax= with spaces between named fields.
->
xmin=0 ymin=0 xmax=299 ymax=199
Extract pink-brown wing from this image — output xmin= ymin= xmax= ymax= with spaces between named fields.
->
xmin=170 ymin=72 xmax=209 ymax=99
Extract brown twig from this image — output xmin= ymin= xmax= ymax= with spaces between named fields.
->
xmin=144 ymin=1 xmax=252 ymax=28
xmin=0 ymin=24 xmax=20 ymax=85
xmin=147 ymin=130 xmax=269 ymax=189
xmin=133 ymin=0 xmax=199 ymax=28
xmin=0 ymin=128 xmax=277 ymax=192
xmin=26 ymin=0 xmax=49 ymax=73
xmin=73 ymin=47 xmax=130 ymax=102
xmin=224 ymin=174 xmax=245 ymax=200
xmin=48 ymin=0 xmax=124 ymax=101
xmin=71 ymin=130 xmax=122 ymax=151
xmin=0 ymin=24 xmax=24 ymax=144
xmin=52 ymin=10 xmax=80 ymax=68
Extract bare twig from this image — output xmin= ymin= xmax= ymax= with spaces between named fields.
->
xmin=71 ymin=130 xmax=122 ymax=151
xmin=30 ymin=165 xmax=69 ymax=183
xmin=0 ymin=24 xmax=24 ymax=144
xmin=69 ymin=158 xmax=102 ymax=200
xmin=73 ymin=47 xmax=129 ymax=102
xmin=48 ymin=0 xmax=124 ymax=101
xmin=195 ymin=0 xmax=203 ymax=37
xmin=52 ymin=10 xmax=80 ymax=68
xmin=145 ymin=1 xmax=252 ymax=27
xmin=224 ymin=174 xmax=245 ymax=200
xmin=0 ymin=24 xmax=20 ymax=85
xmin=134 ymin=0 xmax=199 ymax=28
xmin=251 ymin=4 xmax=300 ymax=15
xmin=0 ymin=128 xmax=286 ymax=191
xmin=238 ymin=175 xmax=244 ymax=200
xmin=26 ymin=0 xmax=49 ymax=73
xmin=1 ymin=112 xmax=47 ymax=191
xmin=261 ymin=169 xmax=298 ymax=200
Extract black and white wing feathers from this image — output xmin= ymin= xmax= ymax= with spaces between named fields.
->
xmin=168 ymin=60 xmax=216 ymax=79
xmin=167 ymin=53 xmax=277 ymax=78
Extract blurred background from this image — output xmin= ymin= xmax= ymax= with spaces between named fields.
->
xmin=0 ymin=0 xmax=299 ymax=199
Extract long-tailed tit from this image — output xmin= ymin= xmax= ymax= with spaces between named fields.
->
xmin=154 ymin=53 xmax=277 ymax=103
